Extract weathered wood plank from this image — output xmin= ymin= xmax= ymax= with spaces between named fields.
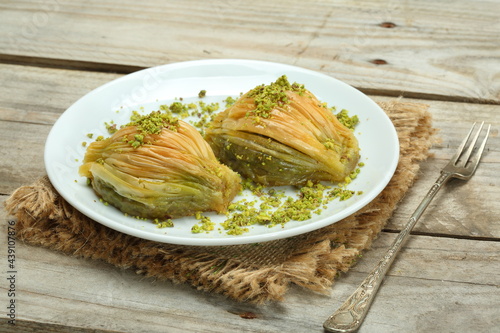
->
xmin=387 ymin=160 xmax=500 ymax=239
xmin=0 ymin=319 xmax=117 ymax=333
xmin=0 ymin=64 xmax=120 ymax=120
xmin=0 ymin=0 xmax=499 ymax=102
xmin=0 ymin=121 xmax=50 ymax=194
xmin=0 ymin=207 xmax=498 ymax=333
xmin=0 ymin=64 xmax=119 ymax=192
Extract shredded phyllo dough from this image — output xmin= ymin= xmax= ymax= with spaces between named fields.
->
xmin=79 ymin=111 xmax=241 ymax=220
xmin=80 ymin=78 xmax=364 ymax=234
xmin=205 ymin=75 xmax=360 ymax=186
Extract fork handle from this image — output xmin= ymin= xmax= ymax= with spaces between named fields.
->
xmin=323 ymin=171 xmax=453 ymax=333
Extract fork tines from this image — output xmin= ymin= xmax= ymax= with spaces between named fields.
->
xmin=453 ymin=122 xmax=490 ymax=167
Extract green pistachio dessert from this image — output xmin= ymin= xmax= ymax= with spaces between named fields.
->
xmin=79 ymin=111 xmax=241 ymax=219
xmin=205 ymin=75 xmax=360 ymax=186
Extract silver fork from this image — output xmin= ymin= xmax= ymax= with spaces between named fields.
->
xmin=323 ymin=122 xmax=491 ymax=333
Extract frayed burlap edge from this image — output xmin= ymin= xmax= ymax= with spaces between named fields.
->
xmin=4 ymin=100 xmax=436 ymax=304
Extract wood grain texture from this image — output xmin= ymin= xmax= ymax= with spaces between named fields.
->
xmin=0 ymin=319 xmax=118 ymax=333
xmin=0 ymin=121 xmax=49 ymax=194
xmin=0 ymin=207 xmax=498 ymax=333
xmin=1 ymin=0 xmax=499 ymax=102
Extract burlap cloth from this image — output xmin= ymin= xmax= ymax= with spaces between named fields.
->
xmin=4 ymin=100 xmax=435 ymax=304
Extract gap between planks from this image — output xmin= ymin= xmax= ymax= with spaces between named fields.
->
xmin=0 ymin=318 xmax=119 ymax=333
xmin=0 ymin=53 xmax=143 ymax=75
xmin=382 ymin=228 xmax=500 ymax=243
xmin=1 ymin=53 xmax=499 ymax=106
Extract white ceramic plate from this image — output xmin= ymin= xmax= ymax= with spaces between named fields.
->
xmin=45 ymin=59 xmax=399 ymax=246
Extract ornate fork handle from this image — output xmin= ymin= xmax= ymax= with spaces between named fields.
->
xmin=323 ymin=171 xmax=452 ymax=333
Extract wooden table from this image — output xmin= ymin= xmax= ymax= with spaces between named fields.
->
xmin=1 ymin=1 xmax=499 ymax=332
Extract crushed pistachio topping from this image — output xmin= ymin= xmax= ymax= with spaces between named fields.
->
xmin=198 ymin=90 xmax=207 ymax=98
xmin=322 ymin=109 xmax=359 ymax=151
xmin=246 ymin=75 xmax=306 ymax=119
xmin=191 ymin=212 xmax=215 ymax=233
xmin=122 ymin=110 xmax=180 ymax=148
xmin=165 ymin=101 xmax=190 ymax=117
xmin=214 ymin=167 xmax=365 ymax=235
xmin=224 ymin=96 xmax=237 ymax=108
xmin=198 ymin=101 xmax=219 ymax=114
xmin=328 ymin=187 xmax=355 ymax=201
xmin=105 ymin=121 xmax=118 ymax=134
xmin=154 ymin=219 xmax=174 ymax=228
xmin=127 ymin=110 xmax=179 ymax=135
xmin=323 ymin=138 xmax=342 ymax=152
xmin=217 ymin=158 xmax=364 ymax=235
xmin=155 ymin=99 xmax=220 ymax=136
xmin=336 ymin=109 xmax=359 ymax=130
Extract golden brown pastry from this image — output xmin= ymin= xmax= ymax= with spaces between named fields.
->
xmin=80 ymin=111 xmax=241 ymax=219
xmin=205 ymin=75 xmax=359 ymax=186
